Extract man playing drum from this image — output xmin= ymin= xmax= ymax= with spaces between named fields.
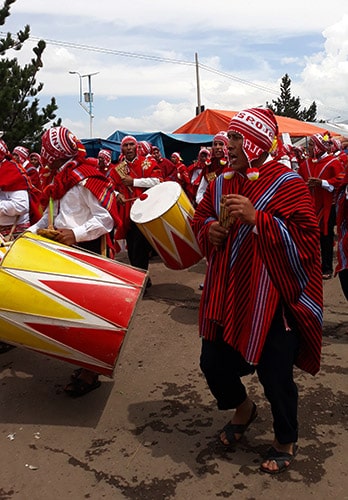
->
xmin=29 ymin=126 xmax=121 ymax=397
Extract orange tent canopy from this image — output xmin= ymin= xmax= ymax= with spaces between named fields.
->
xmin=173 ymin=109 xmax=334 ymax=137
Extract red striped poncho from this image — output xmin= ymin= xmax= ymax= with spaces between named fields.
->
xmin=335 ymin=170 xmax=348 ymax=274
xmin=192 ymin=160 xmax=323 ymax=375
xmin=108 ymin=155 xmax=162 ymax=239
xmin=0 ymin=158 xmax=42 ymax=224
xmin=298 ymin=155 xmax=344 ymax=235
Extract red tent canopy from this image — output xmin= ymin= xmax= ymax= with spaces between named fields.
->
xmin=173 ymin=109 xmax=335 ymax=137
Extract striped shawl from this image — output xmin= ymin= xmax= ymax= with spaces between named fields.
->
xmin=192 ymin=160 xmax=323 ymax=375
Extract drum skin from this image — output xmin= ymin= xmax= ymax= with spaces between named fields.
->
xmin=0 ymin=232 xmax=147 ymax=377
xmin=130 ymin=181 xmax=202 ymax=270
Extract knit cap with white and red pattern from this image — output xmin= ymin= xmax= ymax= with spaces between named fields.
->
xmin=228 ymin=108 xmax=278 ymax=163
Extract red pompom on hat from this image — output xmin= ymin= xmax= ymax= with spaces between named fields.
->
xmin=228 ymin=108 xmax=278 ymax=164
xmin=41 ymin=126 xmax=81 ymax=165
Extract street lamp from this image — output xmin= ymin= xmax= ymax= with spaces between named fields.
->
xmin=69 ymin=70 xmax=99 ymax=137
xmin=326 ymin=115 xmax=341 ymax=123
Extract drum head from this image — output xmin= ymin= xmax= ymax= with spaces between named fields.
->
xmin=130 ymin=181 xmax=181 ymax=224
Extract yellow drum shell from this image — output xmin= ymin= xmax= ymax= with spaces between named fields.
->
xmin=0 ymin=232 xmax=147 ymax=376
xmin=130 ymin=181 xmax=202 ymax=270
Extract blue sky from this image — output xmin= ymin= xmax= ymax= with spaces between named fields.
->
xmin=2 ymin=0 xmax=348 ymax=140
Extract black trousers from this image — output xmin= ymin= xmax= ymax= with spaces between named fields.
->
xmin=200 ymin=306 xmax=300 ymax=444
xmin=320 ymin=205 xmax=336 ymax=275
xmin=126 ymin=221 xmax=152 ymax=270
xmin=78 ymin=237 xmax=103 ymax=255
xmin=338 ymin=269 xmax=348 ymax=300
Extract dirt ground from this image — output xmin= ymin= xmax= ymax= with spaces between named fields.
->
xmin=0 ymin=252 xmax=347 ymax=500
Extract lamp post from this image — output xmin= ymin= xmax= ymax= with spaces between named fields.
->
xmin=326 ymin=115 xmax=341 ymax=123
xmin=69 ymin=71 xmax=99 ymax=137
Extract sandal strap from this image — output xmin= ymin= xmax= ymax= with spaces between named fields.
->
xmin=223 ymin=422 xmax=248 ymax=440
xmin=220 ymin=402 xmax=258 ymax=446
xmin=266 ymin=446 xmax=294 ymax=461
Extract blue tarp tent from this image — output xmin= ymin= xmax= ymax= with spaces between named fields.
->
xmin=81 ymin=138 xmax=121 ymax=162
xmin=82 ymin=131 xmax=214 ymax=164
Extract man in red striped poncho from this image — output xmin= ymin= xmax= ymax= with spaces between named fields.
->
xmin=335 ymin=166 xmax=348 ymax=299
xmin=298 ymin=132 xmax=344 ymax=280
xmin=191 ymin=108 xmax=323 ymax=474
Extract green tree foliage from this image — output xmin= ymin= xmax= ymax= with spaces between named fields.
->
xmin=266 ymin=73 xmax=317 ymax=122
xmin=0 ymin=0 xmax=61 ymax=151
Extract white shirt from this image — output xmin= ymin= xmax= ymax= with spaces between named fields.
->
xmin=0 ymin=189 xmax=29 ymax=226
xmin=29 ymin=181 xmax=114 ymax=242
xmin=133 ymin=177 xmax=161 ymax=189
xmin=196 ymin=177 xmax=208 ymax=205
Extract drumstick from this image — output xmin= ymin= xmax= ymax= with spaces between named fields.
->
xmin=6 ymin=217 xmax=19 ymax=242
xmin=48 ymin=197 xmax=54 ymax=229
xmin=0 ymin=232 xmax=11 ymax=246
xmin=123 ymin=193 xmax=149 ymax=203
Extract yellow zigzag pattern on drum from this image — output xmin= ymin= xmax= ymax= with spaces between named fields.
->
xmin=0 ymin=233 xmax=142 ymax=372
xmin=0 ymin=268 xmax=121 ymax=370
xmin=3 ymin=233 xmax=99 ymax=278
xmin=140 ymin=202 xmax=200 ymax=265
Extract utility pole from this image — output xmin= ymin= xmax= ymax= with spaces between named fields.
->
xmin=195 ymin=52 xmax=204 ymax=116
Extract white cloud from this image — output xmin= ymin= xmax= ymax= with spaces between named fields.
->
xmin=10 ymin=0 xmax=348 ymax=34
xmin=2 ymin=2 xmax=348 ymax=137
xmin=298 ymin=15 xmax=348 ymax=120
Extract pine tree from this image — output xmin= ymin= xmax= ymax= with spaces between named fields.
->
xmin=0 ymin=0 xmax=61 ymax=151
xmin=266 ymin=73 xmax=317 ymax=122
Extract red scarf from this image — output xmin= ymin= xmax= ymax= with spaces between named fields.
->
xmin=42 ymin=158 xmax=120 ymax=226
xmin=42 ymin=159 xmax=121 ymax=256
xmin=0 ymin=159 xmax=42 ymax=224
xmin=0 ymin=159 xmax=29 ymax=191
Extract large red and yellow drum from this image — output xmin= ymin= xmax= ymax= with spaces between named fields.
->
xmin=130 ymin=181 xmax=202 ymax=270
xmin=0 ymin=231 xmax=147 ymax=377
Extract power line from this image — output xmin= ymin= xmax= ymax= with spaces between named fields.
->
xmin=1 ymin=31 xmax=343 ymax=116
xmin=199 ymin=63 xmax=279 ymax=96
xmin=13 ymin=33 xmax=283 ymax=97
